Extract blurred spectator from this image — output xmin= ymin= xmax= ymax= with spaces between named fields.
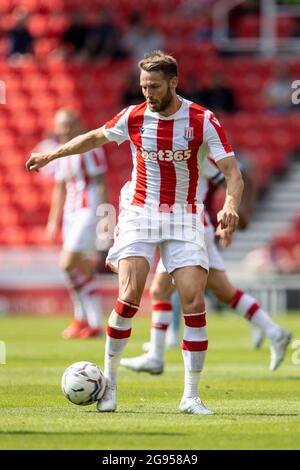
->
xmin=84 ymin=9 xmax=126 ymax=60
xmin=62 ymin=10 xmax=89 ymax=58
xmin=264 ymin=65 xmax=293 ymax=113
xmin=7 ymin=8 xmax=33 ymax=57
xmin=184 ymin=73 xmax=236 ymax=113
xmin=122 ymin=73 xmax=143 ymax=106
xmin=123 ymin=13 xmax=164 ymax=62
xmin=236 ymin=150 xmax=258 ymax=230
xmin=245 ymin=237 xmax=300 ymax=274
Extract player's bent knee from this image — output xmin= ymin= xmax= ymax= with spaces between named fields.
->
xmin=182 ymin=300 xmax=206 ymax=314
xmin=150 ymin=284 xmax=167 ymax=301
xmin=118 ymin=286 xmax=142 ymax=306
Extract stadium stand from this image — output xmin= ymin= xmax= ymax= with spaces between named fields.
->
xmin=0 ymin=0 xmax=299 ymax=255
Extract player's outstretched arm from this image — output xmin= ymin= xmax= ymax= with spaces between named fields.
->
xmin=217 ymin=156 xmax=244 ymax=233
xmin=26 ymin=126 xmax=108 ymax=172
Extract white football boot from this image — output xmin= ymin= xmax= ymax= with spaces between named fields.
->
xmin=142 ymin=342 xmax=151 ymax=353
xmin=96 ymin=380 xmax=117 ymax=412
xmin=179 ymin=397 xmax=214 ymax=415
xmin=120 ymin=353 xmax=164 ymax=375
xmin=269 ymin=328 xmax=292 ymax=371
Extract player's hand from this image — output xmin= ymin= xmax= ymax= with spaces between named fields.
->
xmin=26 ymin=153 xmax=50 ymax=172
xmin=217 ymin=207 xmax=239 ymax=233
xmin=238 ymin=210 xmax=250 ymax=230
xmin=45 ymin=221 xmax=59 ymax=243
xmin=215 ymin=223 xmax=233 ymax=247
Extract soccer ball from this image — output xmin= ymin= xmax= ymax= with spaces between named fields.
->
xmin=61 ymin=361 xmax=106 ymax=406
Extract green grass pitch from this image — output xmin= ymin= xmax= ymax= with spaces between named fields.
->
xmin=0 ymin=313 xmax=299 ymax=450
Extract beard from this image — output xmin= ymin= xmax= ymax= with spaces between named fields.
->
xmin=150 ymin=87 xmax=173 ymax=112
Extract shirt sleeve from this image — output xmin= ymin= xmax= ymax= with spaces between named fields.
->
xmin=202 ymin=155 xmax=225 ymax=186
xmin=203 ymin=110 xmax=235 ymax=163
xmin=103 ymin=106 xmax=133 ymax=145
xmin=84 ymin=147 xmax=107 ymax=176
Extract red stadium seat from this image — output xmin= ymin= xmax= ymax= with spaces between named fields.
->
xmin=34 ymin=38 xmax=60 ymax=57
xmin=28 ymin=14 xmax=50 ymax=37
xmin=233 ymin=15 xmax=260 ymax=38
xmin=0 ymin=207 xmax=20 ymax=226
xmin=0 ymin=227 xmax=28 ymax=246
xmin=277 ymin=16 xmax=297 ymax=38
xmin=0 ymin=0 xmax=12 ymax=14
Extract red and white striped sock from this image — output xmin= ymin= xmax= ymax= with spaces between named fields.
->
xmin=229 ymin=290 xmax=281 ymax=338
xmin=67 ymin=269 xmax=87 ymax=323
xmin=104 ymin=298 xmax=139 ymax=384
xmin=182 ymin=311 xmax=208 ymax=399
xmin=68 ymin=269 xmax=102 ymax=328
xmin=80 ymin=276 xmax=103 ymax=329
xmin=148 ymin=301 xmax=173 ymax=361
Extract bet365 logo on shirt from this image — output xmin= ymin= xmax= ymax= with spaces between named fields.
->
xmin=141 ymin=149 xmax=192 ymax=162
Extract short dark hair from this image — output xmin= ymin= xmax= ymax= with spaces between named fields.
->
xmin=138 ymin=50 xmax=178 ymax=80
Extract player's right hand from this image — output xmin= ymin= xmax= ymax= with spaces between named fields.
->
xmin=215 ymin=223 xmax=233 ymax=247
xmin=26 ymin=152 xmax=50 ymax=172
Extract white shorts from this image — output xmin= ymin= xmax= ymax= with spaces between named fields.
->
xmin=62 ymin=208 xmax=97 ymax=253
xmin=205 ymin=225 xmax=225 ymax=271
xmin=156 ymin=226 xmax=225 ymax=274
xmin=106 ymin=206 xmax=208 ymax=273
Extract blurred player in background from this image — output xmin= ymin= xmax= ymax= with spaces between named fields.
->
xmin=40 ymin=109 xmax=108 ymax=339
xmin=121 ymin=156 xmax=292 ymax=373
xmin=27 ymin=50 xmax=244 ymax=415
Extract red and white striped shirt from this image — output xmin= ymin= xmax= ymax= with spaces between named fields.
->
xmin=55 ymin=148 xmax=107 ymax=213
xmin=104 ymin=97 xmax=234 ymax=210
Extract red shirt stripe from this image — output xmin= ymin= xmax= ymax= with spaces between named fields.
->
xmin=79 ymin=154 xmax=90 ymax=208
xmin=157 ymin=119 xmax=176 ymax=209
xmin=128 ymin=103 xmax=148 ymax=206
xmin=91 ymin=150 xmax=104 ymax=168
xmin=208 ymin=113 xmax=233 ymax=154
xmin=105 ymin=107 xmax=129 ymax=130
xmin=187 ymin=103 xmax=204 ymax=212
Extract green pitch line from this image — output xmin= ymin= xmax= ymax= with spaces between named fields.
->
xmin=0 ymin=313 xmax=299 ymax=450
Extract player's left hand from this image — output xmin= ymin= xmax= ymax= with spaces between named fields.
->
xmin=217 ymin=208 xmax=239 ymax=233
xmin=26 ymin=153 xmax=50 ymax=172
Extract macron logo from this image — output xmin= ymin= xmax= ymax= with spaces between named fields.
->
xmin=139 ymin=127 xmax=145 ymax=135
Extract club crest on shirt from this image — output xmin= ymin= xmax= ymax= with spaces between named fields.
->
xmin=183 ymin=127 xmax=194 ymax=141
